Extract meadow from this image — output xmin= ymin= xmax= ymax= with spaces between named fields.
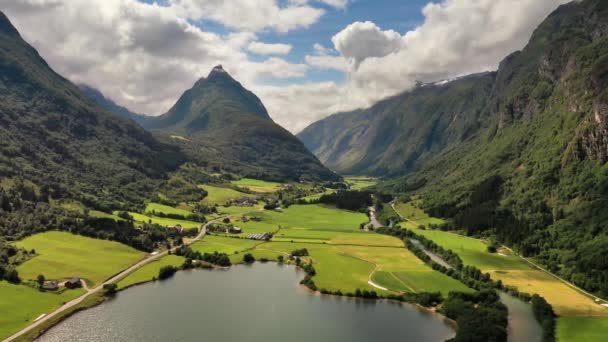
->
xmin=122 ymin=212 xmax=202 ymax=230
xmin=117 ymin=255 xmax=185 ymax=289
xmin=0 ymin=282 xmax=84 ymax=340
xmin=260 ymin=205 xmax=368 ymax=232
xmin=199 ymin=184 xmax=252 ymax=205
xmin=145 ymin=202 xmax=192 ymax=217
xmin=190 ymin=235 xmax=263 ymax=255
xmin=344 ymin=177 xmax=377 ymax=190
xmin=231 ymin=178 xmax=283 ymax=192
xmin=556 ymin=317 xmax=608 ymax=342
xmin=14 ymin=231 xmax=145 ymax=286
xmin=394 ymin=203 xmax=608 ymax=318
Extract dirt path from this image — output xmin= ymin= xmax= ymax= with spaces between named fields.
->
xmin=3 ymin=216 xmax=226 ymax=342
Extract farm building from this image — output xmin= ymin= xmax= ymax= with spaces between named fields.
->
xmin=65 ymin=277 xmax=82 ymax=289
xmin=41 ymin=280 xmax=59 ymax=291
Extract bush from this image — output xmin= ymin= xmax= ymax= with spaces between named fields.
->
xmin=243 ymin=253 xmax=255 ymax=264
xmin=158 ymin=265 xmax=178 ymax=280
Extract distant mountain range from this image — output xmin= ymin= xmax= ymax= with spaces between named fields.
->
xmin=0 ymin=9 xmax=337 ymax=213
xmin=299 ymin=0 xmax=608 ymax=296
xmin=82 ymin=66 xmax=337 ymax=182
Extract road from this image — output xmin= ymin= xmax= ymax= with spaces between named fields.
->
xmin=3 ymin=217 xmax=225 ymax=342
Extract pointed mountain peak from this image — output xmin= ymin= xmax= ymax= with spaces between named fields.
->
xmin=0 ymin=11 xmax=20 ymax=36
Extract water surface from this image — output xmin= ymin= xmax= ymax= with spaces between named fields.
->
xmin=38 ymin=263 xmax=455 ymax=342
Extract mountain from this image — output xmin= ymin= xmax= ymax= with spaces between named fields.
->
xmin=0 ymin=11 xmax=183 ymax=209
xmin=300 ymin=0 xmax=608 ymax=297
xmin=298 ymin=73 xmax=496 ymax=176
xmin=78 ymin=84 xmax=152 ymax=126
xmin=142 ymin=65 xmax=338 ymax=182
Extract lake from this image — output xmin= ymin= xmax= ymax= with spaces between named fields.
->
xmin=37 ymin=263 xmax=455 ymax=342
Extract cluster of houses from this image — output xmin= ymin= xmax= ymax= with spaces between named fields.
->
xmin=231 ymin=197 xmax=259 ymax=207
xmin=41 ymin=277 xmax=82 ymax=291
xmin=208 ymin=224 xmax=242 ymax=234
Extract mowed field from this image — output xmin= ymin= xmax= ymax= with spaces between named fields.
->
xmin=556 ymin=317 xmax=608 ymax=342
xmin=231 ymin=178 xmax=283 ymax=192
xmin=145 ymin=202 xmax=192 ymax=217
xmin=345 ymin=177 xmax=377 ymax=190
xmin=393 ymin=203 xmax=608 ymax=319
xmin=122 ymin=212 xmax=202 ymax=230
xmin=214 ymin=204 xmax=471 ymax=295
xmin=14 ymin=231 xmax=145 ymax=286
xmin=0 ymin=281 xmax=84 ymax=340
xmin=199 ymin=184 xmax=252 ymax=205
xmin=117 ymin=255 xmax=185 ymax=289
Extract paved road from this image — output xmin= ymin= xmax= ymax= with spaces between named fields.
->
xmin=3 ymin=217 xmax=225 ymax=342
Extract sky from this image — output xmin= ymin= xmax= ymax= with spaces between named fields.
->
xmin=0 ymin=0 xmax=569 ymax=133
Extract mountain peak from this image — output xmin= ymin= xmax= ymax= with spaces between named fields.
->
xmin=0 ymin=11 xmax=20 ymax=36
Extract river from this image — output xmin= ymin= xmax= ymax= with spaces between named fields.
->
xmin=37 ymin=263 xmax=455 ymax=342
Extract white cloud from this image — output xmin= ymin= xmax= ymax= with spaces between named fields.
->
xmin=248 ymin=42 xmax=292 ymax=55
xmin=0 ymin=0 xmax=570 ymax=135
xmin=0 ymin=0 xmax=312 ymax=116
xmin=285 ymin=0 xmax=569 ymax=132
xmin=331 ymin=21 xmax=404 ymax=68
xmin=169 ymin=0 xmax=325 ymax=33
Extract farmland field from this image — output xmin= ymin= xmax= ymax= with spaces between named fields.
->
xmin=145 ymin=202 xmax=192 ymax=217
xmin=122 ymin=212 xmax=202 ymax=230
xmin=556 ymin=317 xmax=608 ymax=342
xmin=117 ymin=255 xmax=185 ymax=289
xmin=199 ymin=184 xmax=251 ymax=205
xmin=190 ymin=235 xmax=263 ymax=255
xmin=14 ymin=231 xmax=145 ymax=286
xmin=345 ymin=177 xmax=377 ymax=190
xmin=0 ymin=282 xmax=84 ymax=340
xmin=231 ymin=178 xmax=283 ymax=192
xmin=260 ymin=205 xmax=367 ymax=232
xmin=395 ymin=203 xmax=608 ymax=318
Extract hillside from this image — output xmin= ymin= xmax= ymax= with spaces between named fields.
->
xmin=302 ymin=0 xmax=608 ymax=297
xmin=142 ymin=65 xmax=338 ymax=182
xmin=78 ymin=84 xmax=153 ymax=126
xmin=298 ymin=72 xmax=496 ymax=176
xmin=0 ymin=12 xmax=183 ymax=209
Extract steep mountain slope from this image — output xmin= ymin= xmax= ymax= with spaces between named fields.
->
xmin=78 ymin=84 xmax=153 ymax=126
xmin=142 ymin=66 xmax=338 ymax=181
xmin=298 ymin=73 xmax=495 ymax=176
xmin=304 ymin=0 xmax=608 ymax=296
xmin=0 ymin=12 xmax=183 ymax=208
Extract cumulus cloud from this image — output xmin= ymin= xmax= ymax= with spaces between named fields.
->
xmin=170 ymin=0 xmax=324 ymax=33
xmin=248 ymin=42 xmax=292 ymax=55
xmin=1 ymin=0 xmax=570 ymax=134
xmin=331 ymin=21 xmax=403 ymax=68
xmin=291 ymin=0 xmax=569 ymax=133
xmin=0 ymin=0 xmax=314 ymax=116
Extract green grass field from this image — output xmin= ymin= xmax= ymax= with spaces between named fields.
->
xmin=14 ymin=232 xmax=145 ymax=286
xmin=556 ymin=317 xmax=608 ymax=342
xmin=123 ymin=212 xmax=202 ymax=230
xmin=117 ymin=255 xmax=185 ymax=289
xmin=394 ymin=201 xmax=445 ymax=226
xmin=261 ymin=205 xmax=367 ymax=232
xmin=231 ymin=178 xmax=283 ymax=192
xmin=145 ymin=202 xmax=192 ymax=217
xmin=345 ymin=177 xmax=377 ymax=190
xmin=0 ymin=282 xmax=84 ymax=340
xmin=190 ymin=235 xmax=263 ymax=255
xmin=199 ymin=184 xmax=251 ymax=205
xmin=397 ymin=204 xmax=608 ymax=317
